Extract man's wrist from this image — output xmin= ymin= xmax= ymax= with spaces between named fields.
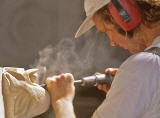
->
xmin=53 ymin=99 xmax=75 ymax=118
xmin=53 ymin=98 xmax=72 ymax=109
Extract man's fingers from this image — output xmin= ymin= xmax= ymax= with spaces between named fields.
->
xmin=56 ymin=76 xmax=62 ymax=83
xmin=46 ymin=75 xmax=62 ymax=87
xmin=47 ymin=73 xmax=74 ymax=84
xmin=46 ymin=77 xmax=57 ymax=93
xmin=64 ymin=73 xmax=74 ymax=83
xmin=97 ymin=84 xmax=110 ymax=93
xmin=105 ymin=68 xmax=114 ymax=73
xmin=105 ymin=68 xmax=118 ymax=75
xmin=60 ymin=74 xmax=66 ymax=80
xmin=102 ymin=85 xmax=109 ymax=92
xmin=97 ymin=85 xmax=103 ymax=90
xmin=46 ymin=77 xmax=56 ymax=84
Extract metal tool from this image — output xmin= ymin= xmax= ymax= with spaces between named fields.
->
xmin=41 ymin=73 xmax=114 ymax=87
xmin=75 ymin=73 xmax=114 ymax=86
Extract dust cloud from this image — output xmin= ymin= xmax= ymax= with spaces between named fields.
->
xmin=33 ymin=35 xmax=99 ymax=83
xmin=32 ymin=30 xmax=130 ymax=84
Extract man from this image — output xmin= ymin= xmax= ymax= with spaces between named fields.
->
xmin=46 ymin=0 xmax=160 ymax=118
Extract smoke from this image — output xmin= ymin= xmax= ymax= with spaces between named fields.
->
xmin=33 ymin=35 xmax=100 ymax=83
xmin=32 ymin=30 xmax=130 ymax=84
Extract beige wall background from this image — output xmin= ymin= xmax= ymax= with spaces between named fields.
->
xmin=0 ymin=0 xmax=130 ymax=117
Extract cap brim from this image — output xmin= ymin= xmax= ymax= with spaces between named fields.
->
xmin=75 ymin=15 xmax=95 ymax=38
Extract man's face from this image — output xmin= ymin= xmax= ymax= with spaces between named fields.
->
xmin=92 ymin=13 xmax=146 ymax=54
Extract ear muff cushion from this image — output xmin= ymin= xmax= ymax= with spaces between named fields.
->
xmin=108 ymin=0 xmax=142 ymax=31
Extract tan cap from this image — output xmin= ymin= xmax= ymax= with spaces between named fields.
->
xmin=75 ymin=0 xmax=111 ymax=38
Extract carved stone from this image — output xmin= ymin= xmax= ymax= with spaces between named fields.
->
xmin=1 ymin=67 xmax=50 ymax=118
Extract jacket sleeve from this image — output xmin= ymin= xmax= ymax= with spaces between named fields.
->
xmin=92 ymin=52 xmax=157 ymax=118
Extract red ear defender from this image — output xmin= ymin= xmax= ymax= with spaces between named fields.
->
xmin=108 ymin=0 xmax=142 ymax=31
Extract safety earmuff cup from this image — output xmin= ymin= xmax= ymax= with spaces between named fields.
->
xmin=108 ymin=0 xmax=142 ymax=31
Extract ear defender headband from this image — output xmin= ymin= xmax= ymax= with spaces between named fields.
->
xmin=108 ymin=0 xmax=142 ymax=31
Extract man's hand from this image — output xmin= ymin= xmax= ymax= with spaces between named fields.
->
xmin=46 ymin=73 xmax=76 ymax=118
xmin=46 ymin=73 xmax=75 ymax=104
xmin=97 ymin=68 xmax=118 ymax=93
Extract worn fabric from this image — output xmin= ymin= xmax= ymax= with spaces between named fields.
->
xmin=92 ymin=36 xmax=160 ymax=118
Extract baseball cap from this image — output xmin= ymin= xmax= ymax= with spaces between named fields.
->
xmin=75 ymin=0 xmax=111 ymax=38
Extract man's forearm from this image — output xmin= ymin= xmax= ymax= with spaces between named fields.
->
xmin=53 ymin=99 xmax=76 ymax=118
